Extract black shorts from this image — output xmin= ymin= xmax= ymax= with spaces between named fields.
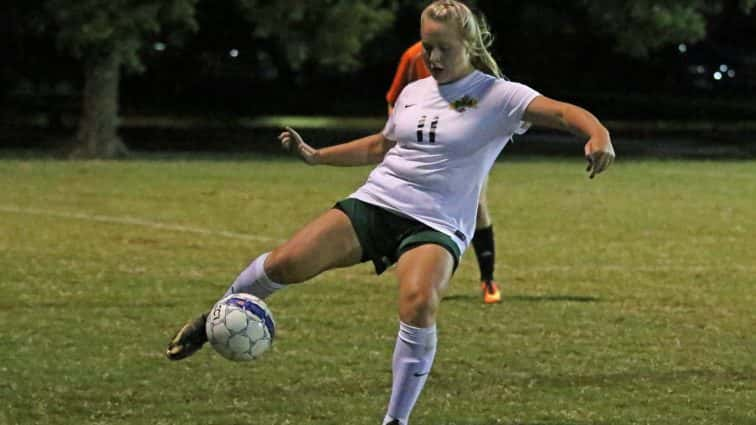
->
xmin=334 ymin=198 xmax=460 ymax=275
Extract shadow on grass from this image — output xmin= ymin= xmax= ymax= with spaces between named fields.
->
xmin=527 ymin=368 xmax=755 ymax=387
xmin=443 ymin=294 xmax=599 ymax=303
xmin=507 ymin=294 xmax=600 ymax=303
xmin=431 ymin=420 xmax=594 ymax=425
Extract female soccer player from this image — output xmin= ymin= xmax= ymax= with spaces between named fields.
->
xmin=387 ymin=39 xmax=505 ymax=304
xmin=166 ymin=1 xmax=614 ymax=424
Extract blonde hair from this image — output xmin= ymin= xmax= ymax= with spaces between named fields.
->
xmin=421 ymin=0 xmax=503 ymax=79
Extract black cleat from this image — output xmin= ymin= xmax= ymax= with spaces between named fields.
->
xmin=165 ymin=312 xmax=208 ymax=360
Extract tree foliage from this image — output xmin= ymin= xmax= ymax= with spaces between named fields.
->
xmin=43 ymin=0 xmax=199 ymax=71
xmin=580 ymin=0 xmax=756 ymax=56
xmin=236 ymin=0 xmax=397 ymax=71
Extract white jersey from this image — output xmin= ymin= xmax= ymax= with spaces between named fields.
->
xmin=350 ymin=70 xmax=539 ymax=253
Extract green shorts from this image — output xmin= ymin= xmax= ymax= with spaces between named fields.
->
xmin=334 ymin=198 xmax=460 ymax=275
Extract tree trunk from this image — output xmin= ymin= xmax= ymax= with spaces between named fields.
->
xmin=70 ymin=52 xmax=128 ymax=158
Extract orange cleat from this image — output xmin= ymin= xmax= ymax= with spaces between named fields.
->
xmin=481 ymin=280 xmax=501 ymax=304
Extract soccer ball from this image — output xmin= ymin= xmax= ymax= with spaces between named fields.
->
xmin=205 ymin=293 xmax=275 ymax=361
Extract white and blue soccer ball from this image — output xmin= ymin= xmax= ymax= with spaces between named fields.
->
xmin=205 ymin=293 xmax=275 ymax=361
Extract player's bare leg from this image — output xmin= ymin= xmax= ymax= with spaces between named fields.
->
xmin=264 ymin=208 xmax=362 ymax=283
xmin=166 ymin=208 xmax=362 ymax=360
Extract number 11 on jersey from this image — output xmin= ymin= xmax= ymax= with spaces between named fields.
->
xmin=416 ymin=115 xmax=440 ymax=143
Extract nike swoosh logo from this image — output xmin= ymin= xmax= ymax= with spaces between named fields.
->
xmin=404 ymin=104 xmax=416 ymax=108
xmin=413 ymin=371 xmax=429 ymax=377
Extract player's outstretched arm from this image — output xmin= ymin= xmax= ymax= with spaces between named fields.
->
xmin=523 ymin=96 xmax=615 ymax=178
xmin=279 ymin=126 xmax=395 ymax=166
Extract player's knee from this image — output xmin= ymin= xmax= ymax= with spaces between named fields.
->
xmin=265 ymin=248 xmax=307 ymax=284
xmin=476 ymin=203 xmax=491 ymax=226
xmin=477 ymin=192 xmax=488 ymax=207
xmin=399 ymin=282 xmax=440 ymax=327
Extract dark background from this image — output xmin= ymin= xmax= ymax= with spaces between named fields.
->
xmin=2 ymin=1 xmax=756 ymax=155
xmin=134 ymin=1 xmax=756 ymax=119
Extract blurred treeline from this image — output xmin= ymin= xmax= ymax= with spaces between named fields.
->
xmin=1 ymin=1 xmax=755 ymax=156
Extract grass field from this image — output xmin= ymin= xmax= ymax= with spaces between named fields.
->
xmin=0 ymin=154 xmax=754 ymax=425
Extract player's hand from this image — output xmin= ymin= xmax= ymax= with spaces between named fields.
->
xmin=584 ymin=138 xmax=615 ymax=179
xmin=278 ymin=126 xmax=319 ymax=165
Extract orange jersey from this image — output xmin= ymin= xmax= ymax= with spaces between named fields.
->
xmin=386 ymin=41 xmax=430 ymax=105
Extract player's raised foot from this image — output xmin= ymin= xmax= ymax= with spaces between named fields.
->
xmin=165 ymin=312 xmax=208 ymax=360
xmin=481 ymin=280 xmax=501 ymax=304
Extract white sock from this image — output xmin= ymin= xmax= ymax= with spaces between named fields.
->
xmin=223 ymin=252 xmax=284 ymax=299
xmin=382 ymin=322 xmax=437 ymax=425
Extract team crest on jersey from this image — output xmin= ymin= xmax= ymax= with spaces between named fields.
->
xmin=449 ymin=95 xmax=478 ymax=112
